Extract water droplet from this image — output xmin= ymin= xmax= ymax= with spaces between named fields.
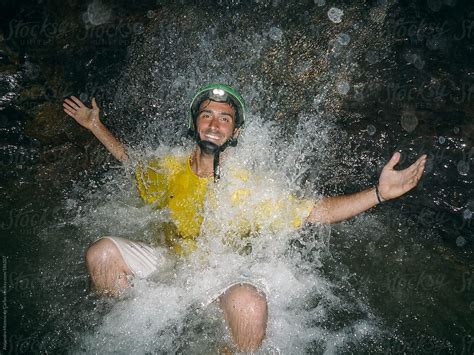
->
xmin=135 ymin=23 xmax=144 ymax=34
xmin=413 ymin=57 xmax=425 ymax=70
xmin=456 ymin=236 xmax=466 ymax=247
xmin=400 ymin=112 xmax=418 ymax=132
xmin=404 ymin=53 xmax=425 ymax=70
xmin=453 ymin=127 xmax=460 ymax=134
xmin=328 ymin=7 xmax=344 ymax=24
xmin=354 ymin=89 xmax=364 ymax=102
xmin=329 ymin=39 xmax=343 ymax=57
xmin=268 ymin=26 xmax=283 ymax=41
xmin=336 ymin=81 xmax=350 ymax=95
xmin=336 ymin=33 xmax=350 ymax=46
xmin=366 ymin=51 xmax=379 ymax=64
xmin=463 ymin=209 xmax=472 ymax=220
xmin=457 ymin=160 xmax=470 ymax=176
xmin=438 ymin=136 xmax=446 ymax=144
xmin=427 ymin=0 xmax=442 ymax=12
xmin=367 ymin=125 xmax=376 ymax=136
xmin=86 ymin=0 xmax=112 ymax=26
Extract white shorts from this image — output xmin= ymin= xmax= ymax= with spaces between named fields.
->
xmin=101 ymin=236 xmax=267 ymax=303
xmin=102 ymin=236 xmax=159 ymax=278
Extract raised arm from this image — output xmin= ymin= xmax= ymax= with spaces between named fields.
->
xmin=63 ymin=96 xmax=128 ymax=162
xmin=307 ymin=152 xmax=427 ymax=224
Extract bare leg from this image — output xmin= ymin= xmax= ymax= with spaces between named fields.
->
xmin=85 ymin=238 xmax=132 ymax=296
xmin=219 ymin=283 xmax=268 ymax=352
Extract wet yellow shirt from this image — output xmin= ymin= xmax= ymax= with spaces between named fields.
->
xmin=135 ymin=155 xmax=313 ymax=254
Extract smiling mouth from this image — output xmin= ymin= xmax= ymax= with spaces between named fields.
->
xmin=203 ymin=133 xmax=222 ymax=141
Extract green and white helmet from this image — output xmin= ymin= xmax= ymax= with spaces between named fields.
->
xmin=188 ymin=83 xmax=246 ymax=136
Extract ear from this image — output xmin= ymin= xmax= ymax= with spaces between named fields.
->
xmin=232 ymin=127 xmax=241 ymax=139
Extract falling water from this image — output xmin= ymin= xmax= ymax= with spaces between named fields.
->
xmin=1 ymin=0 xmax=473 ymax=353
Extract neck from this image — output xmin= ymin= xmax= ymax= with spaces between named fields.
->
xmin=190 ymin=146 xmax=221 ymax=177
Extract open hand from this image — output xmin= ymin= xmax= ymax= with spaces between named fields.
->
xmin=63 ymin=96 xmax=101 ymax=131
xmin=378 ymin=152 xmax=427 ymax=201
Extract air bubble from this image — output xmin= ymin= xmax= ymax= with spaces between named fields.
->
xmin=438 ymin=136 xmax=446 ymax=144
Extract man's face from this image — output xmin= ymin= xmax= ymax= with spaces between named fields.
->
xmin=196 ymin=99 xmax=238 ymax=146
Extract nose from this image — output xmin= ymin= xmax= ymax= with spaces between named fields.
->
xmin=208 ymin=116 xmax=219 ymax=129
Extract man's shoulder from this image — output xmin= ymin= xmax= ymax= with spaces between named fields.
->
xmin=227 ymin=166 xmax=250 ymax=182
xmin=143 ymin=153 xmax=188 ymax=170
xmin=156 ymin=154 xmax=187 ymax=170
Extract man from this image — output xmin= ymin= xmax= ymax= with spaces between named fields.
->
xmin=63 ymin=84 xmax=426 ymax=352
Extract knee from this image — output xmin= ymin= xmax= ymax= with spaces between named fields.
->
xmin=85 ymin=238 xmax=121 ymax=270
xmin=221 ymin=283 xmax=268 ymax=324
xmin=220 ymin=283 xmax=268 ymax=351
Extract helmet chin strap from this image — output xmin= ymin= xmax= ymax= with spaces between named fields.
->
xmin=197 ymin=137 xmax=235 ymax=183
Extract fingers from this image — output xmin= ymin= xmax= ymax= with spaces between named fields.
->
xmin=63 ymin=107 xmax=76 ymax=117
xmin=413 ymin=154 xmax=427 ymax=168
xmin=63 ymin=98 xmax=80 ymax=111
xmin=63 ymin=102 xmax=78 ymax=117
xmin=406 ymin=160 xmax=424 ymax=180
xmin=63 ymin=96 xmax=96 ymax=113
xmin=385 ymin=152 xmax=401 ymax=169
xmin=413 ymin=155 xmax=427 ymax=178
xmin=403 ymin=155 xmax=426 ymax=189
xmin=70 ymin=96 xmax=85 ymax=108
xmin=402 ymin=154 xmax=427 ymax=175
xmin=414 ymin=157 xmax=426 ymax=180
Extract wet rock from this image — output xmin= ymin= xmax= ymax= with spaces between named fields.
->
xmin=24 ymin=102 xmax=76 ymax=145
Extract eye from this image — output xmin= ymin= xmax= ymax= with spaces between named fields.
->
xmin=199 ymin=112 xmax=212 ymax=119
